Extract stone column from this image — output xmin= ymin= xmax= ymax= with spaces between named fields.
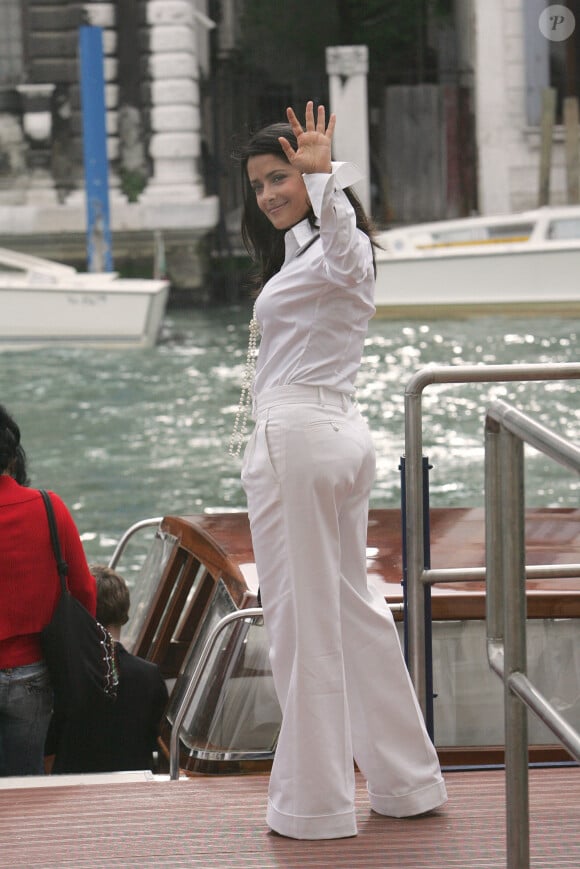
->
xmin=326 ymin=45 xmax=371 ymax=213
xmin=473 ymin=0 xmax=510 ymax=214
xmin=144 ymin=0 xmax=204 ymax=198
xmin=17 ymin=83 xmax=57 ymax=203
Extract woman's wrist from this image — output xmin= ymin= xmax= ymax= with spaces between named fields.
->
xmin=303 ymin=164 xmax=332 ymax=175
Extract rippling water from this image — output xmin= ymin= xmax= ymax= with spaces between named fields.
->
xmin=1 ymin=307 xmax=578 ymax=565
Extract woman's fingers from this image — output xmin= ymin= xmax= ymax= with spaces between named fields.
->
xmin=315 ymin=103 xmax=326 ymax=133
xmin=325 ymin=111 xmax=336 ymax=141
xmin=281 ymin=102 xmax=335 ymax=170
xmin=278 ymin=136 xmax=295 ymax=160
xmin=286 ymin=106 xmax=303 ymax=137
xmin=286 ymin=102 xmax=335 ymax=139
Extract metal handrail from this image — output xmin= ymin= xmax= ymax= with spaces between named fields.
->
xmin=107 ymin=517 xmax=163 ymax=568
xmin=485 ymin=398 xmax=580 ymax=869
xmin=169 ymin=607 xmax=265 ymax=780
xmin=422 ymin=563 xmax=580 ymax=584
xmin=404 ymin=362 xmax=580 ymax=716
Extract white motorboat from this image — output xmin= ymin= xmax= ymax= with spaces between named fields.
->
xmin=0 ymin=247 xmax=170 ymax=349
xmin=374 ymin=205 xmax=580 ymax=317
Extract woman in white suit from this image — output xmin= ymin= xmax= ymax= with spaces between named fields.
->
xmin=235 ymin=101 xmax=447 ymax=840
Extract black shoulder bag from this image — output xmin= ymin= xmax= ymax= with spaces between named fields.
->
xmin=39 ymin=489 xmax=119 ymax=712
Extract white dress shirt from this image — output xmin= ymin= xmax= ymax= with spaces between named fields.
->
xmin=253 ymin=162 xmax=376 ymax=398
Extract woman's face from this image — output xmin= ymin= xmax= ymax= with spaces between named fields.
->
xmin=246 ymin=154 xmax=310 ymax=231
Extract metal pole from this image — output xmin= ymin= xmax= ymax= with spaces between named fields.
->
xmin=485 ymin=417 xmax=505 ymax=682
xmin=400 ymin=453 xmax=434 ymax=738
xmin=501 ymin=427 xmax=529 ymax=869
xmin=489 ymin=398 xmax=580 ymax=470
xmin=399 ymin=456 xmax=409 ymax=663
xmin=509 ymin=671 xmax=580 ymax=761
xmin=484 ymin=418 xmax=504 ymax=650
xmin=404 ymin=389 xmax=427 ymax=712
xmin=422 ymin=457 xmax=434 ymax=739
xmin=79 ymin=25 xmax=113 ymax=272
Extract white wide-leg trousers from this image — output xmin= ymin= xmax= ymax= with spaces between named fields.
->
xmin=241 ymin=385 xmax=447 ymax=840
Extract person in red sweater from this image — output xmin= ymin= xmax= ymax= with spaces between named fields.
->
xmin=0 ymin=403 xmax=96 ymax=777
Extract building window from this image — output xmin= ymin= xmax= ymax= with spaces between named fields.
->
xmin=0 ymin=0 xmax=24 ymax=86
xmin=550 ymin=11 xmax=580 ymax=121
xmin=525 ymin=0 xmax=580 ymax=125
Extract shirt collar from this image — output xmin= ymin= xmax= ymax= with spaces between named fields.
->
xmin=284 ymin=218 xmax=319 ymax=263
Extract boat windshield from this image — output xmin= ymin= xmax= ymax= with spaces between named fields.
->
xmin=547 ymin=218 xmax=580 ymax=240
xmin=167 ymin=579 xmax=281 ymax=760
xmin=121 ymin=529 xmax=178 ymax=652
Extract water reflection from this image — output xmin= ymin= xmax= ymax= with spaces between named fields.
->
xmin=1 ymin=308 xmax=578 ymax=563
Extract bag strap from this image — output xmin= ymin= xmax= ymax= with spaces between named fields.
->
xmin=39 ymin=488 xmax=68 ymax=595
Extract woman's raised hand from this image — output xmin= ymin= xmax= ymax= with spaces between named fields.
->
xmin=279 ymin=101 xmax=335 ymax=174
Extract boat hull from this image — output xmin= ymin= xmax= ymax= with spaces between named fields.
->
xmin=374 ymin=233 xmax=580 ymax=317
xmin=1 ymin=280 xmax=169 ymax=349
xmin=375 ymin=213 xmax=580 ymax=317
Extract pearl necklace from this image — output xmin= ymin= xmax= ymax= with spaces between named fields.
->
xmin=228 ymin=233 xmax=319 ymax=457
xmin=229 ymin=304 xmax=259 ymax=457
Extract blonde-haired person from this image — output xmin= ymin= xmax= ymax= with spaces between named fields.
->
xmin=235 ymin=102 xmax=447 ymax=839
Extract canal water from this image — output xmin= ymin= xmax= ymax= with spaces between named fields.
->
xmin=1 ymin=306 xmax=578 ymax=567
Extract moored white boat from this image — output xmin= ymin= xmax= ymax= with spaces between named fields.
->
xmin=0 ymin=247 xmax=170 ymax=350
xmin=374 ymin=205 xmax=580 ymax=317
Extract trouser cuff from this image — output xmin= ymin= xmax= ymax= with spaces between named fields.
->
xmin=267 ymin=799 xmax=358 ymax=840
xmin=368 ymin=779 xmax=448 ymax=818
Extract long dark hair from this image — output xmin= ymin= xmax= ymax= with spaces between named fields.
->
xmin=238 ymin=122 xmax=377 ymax=290
xmin=0 ymin=403 xmax=29 ymax=485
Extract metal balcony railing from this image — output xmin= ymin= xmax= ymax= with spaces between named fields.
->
xmin=403 ymin=362 xmax=580 ymax=723
xmin=484 ymin=398 xmax=580 ymax=869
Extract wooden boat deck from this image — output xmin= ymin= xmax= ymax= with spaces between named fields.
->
xmin=1 ymin=766 xmax=579 ymax=868
xmin=185 ymin=507 xmax=580 ymax=619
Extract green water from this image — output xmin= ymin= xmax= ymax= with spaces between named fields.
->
xmin=1 ymin=306 xmax=578 ymax=565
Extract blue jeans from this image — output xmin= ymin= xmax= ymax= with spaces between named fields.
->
xmin=0 ymin=661 xmax=53 ymax=776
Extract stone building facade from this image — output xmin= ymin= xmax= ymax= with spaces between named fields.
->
xmin=0 ymin=0 xmax=218 ymax=294
xmin=471 ymin=0 xmax=580 ymax=214
xmin=5 ymin=0 xmax=572 ymax=286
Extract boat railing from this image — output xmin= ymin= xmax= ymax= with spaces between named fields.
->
xmin=108 ymin=517 xmax=163 ymax=568
xmin=484 ymin=398 xmax=580 ymax=869
xmin=403 ymin=362 xmax=580 ymax=722
xmin=169 ymin=607 xmax=265 ymax=780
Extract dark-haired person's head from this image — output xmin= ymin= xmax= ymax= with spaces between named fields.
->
xmin=0 ymin=404 xmax=29 ymax=485
xmin=91 ymin=564 xmax=130 ymax=629
xmin=237 ymin=119 xmax=375 ymax=288
xmin=238 ymin=123 xmax=304 ymax=285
